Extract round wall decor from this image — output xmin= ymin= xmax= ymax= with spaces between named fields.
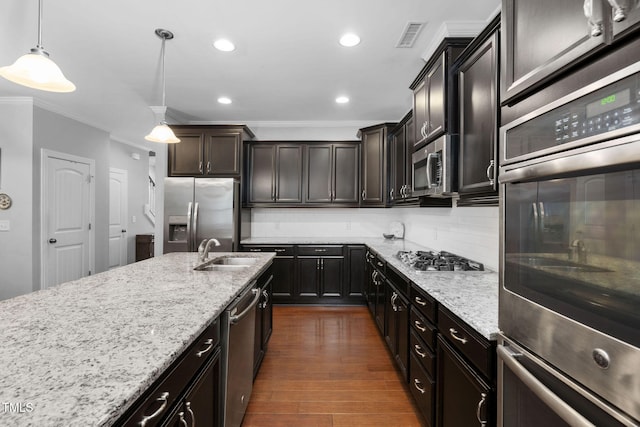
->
xmin=0 ymin=193 xmax=12 ymax=210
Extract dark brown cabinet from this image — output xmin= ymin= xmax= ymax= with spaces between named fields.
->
xmin=246 ymin=143 xmax=303 ymax=205
xmin=610 ymin=1 xmax=640 ymax=40
xmin=242 ymin=245 xmax=296 ymax=303
xmin=254 ymin=268 xmax=273 ymax=379
xmin=345 ymin=245 xmax=366 ymax=302
xmin=436 ymin=307 xmax=495 ymax=427
xmin=389 ymin=112 xmax=416 ymax=204
xmin=135 ymin=234 xmax=154 ymax=261
xmin=359 ymin=123 xmax=395 ymax=207
xmin=411 ymin=39 xmax=471 ymax=147
xmin=305 ymin=143 xmax=359 ymax=205
xmin=501 ymin=0 xmax=608 ymax=104
xmin=457 ymin=17 xmax=500 ymax=206
xmin=297 ymin=245 xmax=344 ymax=302
xmin=169 ymin=125 xmax=253 ymax=177
xmin=384 ymin=274 xmax=410 ymax=382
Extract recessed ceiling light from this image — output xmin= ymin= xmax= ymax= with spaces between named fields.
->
xmin=339 ymin=33 xmax=360 ymax=47
xmin=213 ymin=39 xmax=235 ymax=52
xmin=335 ymin=96 xmax=349 ymax=104
xmin=218 ymin=97 xmax=232 ymax=104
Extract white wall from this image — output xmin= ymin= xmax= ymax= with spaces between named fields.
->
xmin=109 ymin=141 xmax=155 ymax=264
xmin=250 ymin=204 xmax=499 ymax=271
xmin=0 ymin=98 xmax=34 ymax=300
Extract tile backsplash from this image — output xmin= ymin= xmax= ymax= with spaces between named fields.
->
xmin=250 ymin=205 xmax=499 ymax=270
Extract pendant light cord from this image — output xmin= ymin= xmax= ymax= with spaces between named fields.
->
xmin=37 ymin=0 xmax=43 ymax=49
xmin=161 ymin=35 xmax=166 ymax=108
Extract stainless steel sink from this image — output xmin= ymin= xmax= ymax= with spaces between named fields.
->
xmin=194 ymin=256 xmax=258 ymax=271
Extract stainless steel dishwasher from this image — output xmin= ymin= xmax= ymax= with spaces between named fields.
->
xmin=221 ymin=283 xmax=260 ymax=427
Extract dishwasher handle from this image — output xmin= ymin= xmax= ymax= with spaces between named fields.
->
xmin=229 ymin=288 xmax=261 ymax=325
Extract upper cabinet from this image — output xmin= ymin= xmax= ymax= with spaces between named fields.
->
xmin=502 ymin=0 xmax=640 ymax=106
xmin=411 ymin=38 xmax=472 ymax=148
xmin=456 ymin=16 xmax=500 ymax=206
xmin=169 ymin=125 xmax=254 ymax=177
xmin=246 ymin=143 xmax=303 ymax=205
xmin=305 ymin=143 xmax=359 ymax=205
xmin=359 ymin=123 xmax=396 ymax=207
xmin=244 ymin=141 xmax=359 ymax=207
xmin=389 ymin=112 xmax=417 ymax=205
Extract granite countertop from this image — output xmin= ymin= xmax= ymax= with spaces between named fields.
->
xmin=0 ymin=252 xmax=274 ymax=427
xmin=241 ymin=237 xmax=500 ymax=340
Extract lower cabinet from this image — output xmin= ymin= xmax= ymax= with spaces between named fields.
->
xmin=384 ymin=279 xmax=409 ymax=382
xmin=297 ymin=245 xmax=344 ymax=302
xmin=119 ymin=321 xmax=221 ymax=426
xmin=254 ymin=268 xmax=274 ymax=379
xmin=162 ymin=350 xmax=222 ymax=427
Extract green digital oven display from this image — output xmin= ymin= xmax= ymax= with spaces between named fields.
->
xmin=587 ymin=88 xmax=630 ymax=118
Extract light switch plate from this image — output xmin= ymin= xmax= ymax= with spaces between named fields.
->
xmin=0 ymin=220 xmax=10 ymax=231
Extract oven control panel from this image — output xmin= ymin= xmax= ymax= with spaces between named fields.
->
xmin=504 ymin=70 xmax=640 ymax=163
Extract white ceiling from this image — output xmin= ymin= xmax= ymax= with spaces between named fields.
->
xmin=0 ymin=0 xmax=500 ymax=145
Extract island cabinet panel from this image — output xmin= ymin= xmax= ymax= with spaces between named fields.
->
xmin=254 ymin=267 xmax=274 ymax=379
xmin=169 ymin=125 xmax=253 ymax=177
xmin=119 ymin=321 xmax=221 ymax=426
xmin=242 ymin=245 xmax=295 ymax=303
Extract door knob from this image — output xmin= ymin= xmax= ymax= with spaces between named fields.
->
xmin=49 ymin=238 xmax=57 ymax=244
xmin=121 ymin=229 xmax=127 ymax=233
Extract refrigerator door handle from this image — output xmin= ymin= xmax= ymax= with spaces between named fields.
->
xmin=186 ymin=202 xmax=193 ymax=251
xmin=192 ymin=202 xmax=199 ymax=252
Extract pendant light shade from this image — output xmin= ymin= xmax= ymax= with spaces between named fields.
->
xmin=145 ymin=29 xmax=180 ymax=144
xmin=0 ymin=0 xmax=75 ymax=93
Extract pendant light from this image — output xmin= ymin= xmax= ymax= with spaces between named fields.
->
xmin=0 ymin=0 xmax=75 ymax=93
xmin=145 ymin=29 xmax=180 ymax=144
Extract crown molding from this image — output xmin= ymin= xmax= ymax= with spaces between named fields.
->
xmin=0 ymin=96 xmax=34 ymax=106
xmin=187 ymin=120 xmax=382 ymax=128
xmin=420 ymin=20 xmax=487 ymax=61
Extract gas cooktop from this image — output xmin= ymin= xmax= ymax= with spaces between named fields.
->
xmin=396 ymin=250 xmax=484 ymax=272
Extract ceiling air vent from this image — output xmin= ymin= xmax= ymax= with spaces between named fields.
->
xmin=396 ymin=22 xmax=425 ymax=48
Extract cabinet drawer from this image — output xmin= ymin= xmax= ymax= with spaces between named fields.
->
xmin=438 ymin=307 xmax=494 ymax=379
xmin=410 ymin=329 xmax=436 ymax=379
xmin=121 ymin=321 xmax=219 ymax=426
xmin=297 ymin=245 xmax=343 ymax=256
xmin=385 ymin=265 xmax=409 ymax=297
xmin=409 ymin=353 xmax=436 ymax=427
xmin=243 ymin=245 xmax=294 ymax=256
xmin=410 ymin=307 xmax=436 ymax=351
xmin=410 ymin=285 xmax=437 ymax=324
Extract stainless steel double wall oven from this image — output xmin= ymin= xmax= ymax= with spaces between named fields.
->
xmin=498 ymin=60 xmax=640 ymax=425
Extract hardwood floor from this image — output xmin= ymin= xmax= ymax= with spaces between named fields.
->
xmin=243 ymin=306 xmax=425 ymax=426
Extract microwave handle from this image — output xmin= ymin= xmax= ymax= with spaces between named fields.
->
xmin=532 ymin=203 xmax=539 ymax=236
xmin=538 ymin=202 xmax=545 ymax=233
xmin=426 ymin=152 xmax=435 ymax=188
xmin=497 ymin=345 xmax=596 ymax=427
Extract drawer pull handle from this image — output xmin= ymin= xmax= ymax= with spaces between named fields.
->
xmin=196 ymin=338 xmax=214 ymax=357
xmin=139 ymin=391 xmax=169 ymax=426
xmin=414 ymin=344 xmax=426 ymax=358
xmin=249 ymin=249 xmax=261 ymax=252
xmin=449 ymin=328 xmax=468 ymax=344
xmin=414 ymin=320 xmax=427 ymax=332
xmin=414 ymin=296 xmax=427 ymax=306
xmin=377 ymin=261 xmax=383 ymax=267
xmin=274 ymin=248 xmax=285 ymax=252
xmin=477 ymin=392 xmax=487 ymax=427
xmin=315 ymin=248 xmax=327 ymax=252
xmin=413 ymin=378 xmax=426 ymax=394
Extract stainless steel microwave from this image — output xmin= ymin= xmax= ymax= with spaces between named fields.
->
xmin=412 ymin=134 xmax=457 ymax=197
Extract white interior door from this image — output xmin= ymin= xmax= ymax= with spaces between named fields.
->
xmin=109 ymin=168 xmax=128 ymax=269
xmin=42 ymin=150 xmax=94 ymax=289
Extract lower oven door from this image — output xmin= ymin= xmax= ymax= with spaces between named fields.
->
xmin=497 ymin=336 xmax=638 ymax=427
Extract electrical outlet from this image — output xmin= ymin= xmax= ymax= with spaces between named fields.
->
xmin=0 ymin=220 xmax=10 ymax=231
xmin=132 ymin=215 xmax=137 ymax=223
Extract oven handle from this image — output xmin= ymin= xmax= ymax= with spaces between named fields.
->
xmin=499 ymin=137 xmax=640 ymax=184
xmin=497 ymin=345 xmax=596 ymax=427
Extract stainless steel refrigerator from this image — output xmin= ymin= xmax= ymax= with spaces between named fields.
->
xmin=163 ymin=177 xmax=247 ymax=254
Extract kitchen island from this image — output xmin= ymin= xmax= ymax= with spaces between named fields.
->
xmin=0 ymin=252 xmax=274 ymax=427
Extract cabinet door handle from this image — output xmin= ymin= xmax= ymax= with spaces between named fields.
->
xmin=607 ymin=0 xmax=632 ymax=22
xmin=476 ymin=393 xmax=487 ymax=427
xmin=391 ymin=292 xmax=398 ymax=312
xmin=413 ymin=378 xmax=426 ymax=394
xmin=361 ymin=190 xmax=366 ymax=201
xmin=389 ymin=188 xmax=394 ymax=201
xmin=206 ymin=161 xmax=211 ymax=174
xmin=584 ymin=0 xmax=604 ymax=36
xmin=185 ymin=401 xmax=195 ymax=427
xmin=414 ymin=344 xmax=426 ymax=358
xmin=449 ymin=328 xmax=468 ymax=344
xmin=139 ymin=391 xmax=169 ymax=426
xmin=178 ymin=412 xmax=188 ymax=427
xmin=414 ymin=296 xmax=427 ymax=306
xmin=199 ymin=161 xmax=203 ymax=173
xmin=376 ymin=261 xmax=383 ymax=268
xmin=261 ymin=289 xmax=269 ymax=309
xmin=414 ymin=320 xmax=427 ymax=332
xmin=196 ymin=338 xmax=214 ymax=358
xmin=486 ymin=159 xmax=495 ymax=186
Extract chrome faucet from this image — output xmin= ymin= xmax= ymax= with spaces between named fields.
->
xmin=198 ymin=238 xmax=221 ymax=262
xmin=568 ymin=238 xmax=587 ymax=264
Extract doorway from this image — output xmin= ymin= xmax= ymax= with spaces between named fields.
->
xmin=41 ymin=150 xmax=95 ymax=289
xmin=109 ymin=168 xmax=128 ymax=269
